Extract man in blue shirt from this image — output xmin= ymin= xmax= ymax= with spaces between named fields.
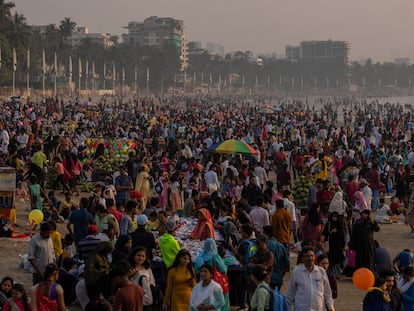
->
xmin=115 ymin=166 xmax=133 ymax=206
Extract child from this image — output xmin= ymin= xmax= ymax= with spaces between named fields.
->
xmin=62 ymin=234 xmax=75 ymax=260
xmin=317 ymin=255 xmax=338 ymax=299
xmin=146 ymin=211 xmax=160 ymax=232
xmin=2 ymin=283 xmax=31 ymax=311
xmin=390 ymin=197 xmax=401 ymax=215
xmin=54 ymin=156 xmax=69 ymax=192
xmin=48 ymin=220 xmax=63 ymax=267
xmin=375 ymin=197 xmax=393 ymax=223
xmin=363 ymin=277 xmax=391 ymax=311
xmin=16 ymin=182 xmax=29 ymax=202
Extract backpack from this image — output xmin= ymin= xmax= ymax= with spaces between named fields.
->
xmin=243 ymin=239 xmax=257 ymax=268
xmin=138 ymin=275 xmax=164 ymax=311
xmin=257 ymin=284 xmax=274 ymax=311
xmin=272 ymin=286 xmax=291 ymax=311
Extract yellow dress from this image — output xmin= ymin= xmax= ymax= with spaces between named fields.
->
xmin=164 ymin=266 xmax=196 ymax=311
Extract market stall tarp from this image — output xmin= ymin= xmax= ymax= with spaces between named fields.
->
xmin=208 ymin=139 xmax=258 ymax=155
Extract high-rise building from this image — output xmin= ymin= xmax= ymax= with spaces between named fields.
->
xmin=285 ymin=40 xmax=350 ymax=66
xmin=285 ymin=46 xmax=300 ymax=61
xmin=68 ymin=27 xmax=114 ymax=48
xmin=123 ymin=16 xmax=188 ymax=71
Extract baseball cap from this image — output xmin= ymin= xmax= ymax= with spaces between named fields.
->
xmin=166 ymin=219 xmax=177 ymax=232
xmin=137 ymin=214 xmax=148 ymax=226
xmin=88 ymin=224 xmax=99 ymax=234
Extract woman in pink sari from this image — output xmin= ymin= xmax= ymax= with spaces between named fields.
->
xmin=189 ymin=208 xmax=215 ymax=241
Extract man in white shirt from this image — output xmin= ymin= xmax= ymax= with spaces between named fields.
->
xmin=287 ymin=246 xmax=334 ymax=311
xmin=0 ymin=122 xmax=9 ymax=154
xmin=249 ymin=196 xmax=270 ymax=234
xmin=254 ymin=162 xmax=268 ymax=190
xmin=204 ymin=166 xmax=220 ymax=193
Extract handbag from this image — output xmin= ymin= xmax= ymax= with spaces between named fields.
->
xmin=347 ymin=249 xmax=356 ymax=268
xmin=212 ymin=260 xmax=229 ymax=294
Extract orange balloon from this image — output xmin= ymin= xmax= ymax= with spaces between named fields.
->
xmin=352 ymin=268 xmax=375 ymax=290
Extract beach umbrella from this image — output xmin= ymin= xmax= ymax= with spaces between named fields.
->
xmin=208 ymin=139 xmax=258 ymax=155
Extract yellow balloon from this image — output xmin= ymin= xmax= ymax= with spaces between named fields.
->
xmin=28 ymin=209 xmax=44 ymax=225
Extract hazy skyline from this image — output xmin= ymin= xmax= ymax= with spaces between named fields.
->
xmin=12 ymin=0 xmax=414 ymax=62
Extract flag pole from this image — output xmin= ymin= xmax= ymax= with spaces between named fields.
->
xmin=27 ymin=49 xmax=30 ymax=97
xmin=54 ymin=52 xmax=57 ymax=97
xmin=42 ymin=49 xmax=45 ymax=96
xmin=12 ymin=48 xmax=17 ymax=95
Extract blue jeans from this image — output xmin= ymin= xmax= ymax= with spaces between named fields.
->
xmin=372 ymin=189 xmax=379 ymax=210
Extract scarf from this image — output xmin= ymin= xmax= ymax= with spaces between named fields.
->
xmin=398 ymin=278 xmax=414 ymax=293
xmin=191 ymin=208 xmax=215 ymax=240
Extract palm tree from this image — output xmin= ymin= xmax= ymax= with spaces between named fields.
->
xmin=6 ymin=12 xmax=31 ymax=50
xmin=59 ymin=17 xmax=76 ymax=40
xmin=0 ymin=0 xmax=14 ymax=30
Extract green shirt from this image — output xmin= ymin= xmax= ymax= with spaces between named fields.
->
xmin=32 ymin=151 xmax=46 ymax=169
xmin=160 ymin=233 xmax=181 ymax=268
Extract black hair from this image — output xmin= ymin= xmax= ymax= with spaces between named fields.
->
xmin=276 ymin=199 xmax=284 ymax=209
xmin=126 ymin=200 xmax=139 ymax=212
xmin=12 ymin=283 xmax=30 ymax=311
xmin=316 ymin=254 xmax=328 ymax=265
xmin=256 ymin=234 xmax=267 ymax=244
xmin=128 ymin=246 xmax=151 ymax=269
xmin=241 ymin=223 xmax=254 ymax=236
xmin=44 ymin=263 xmax=59 ymax=280
xmin=40 ymin=222 xmax=51 ymax=233
xmin=263 ymin=225 xmax=275 ymax=237
xmin=251 ymin=266 xmax=267 ymax=282
xmin=200 ymin=264 xmax=214 ymax=275
xmin=374 ymin=277 xmax=386 ymax=288
xmin=171 ymin=249 xmax=195 ymax=280
xmin=0 ymin=276 xmax=13 ymax=297
xmin=62 ymin=257 xmax=76 ymax=270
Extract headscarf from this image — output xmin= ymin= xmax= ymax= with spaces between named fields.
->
xmin=114 ymin=234 xmax=132 ymax=250
xmin=223 ymin=221 xmax=241 ymax=245
xmin=308 ymin=203 xmax=323 ymax=226
xmin=329 ymin=191 xmax=346 ymax=215
xmin=190 ymin=208 xmax=215 ymax=240
xmin=196 ymin=238 xmax=218 ymax=268
xmin=354 ymin=191 xmax=368 ymax=211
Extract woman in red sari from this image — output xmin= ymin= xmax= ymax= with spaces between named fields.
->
xmin=189 ymin=208 xmax=215 ymax=241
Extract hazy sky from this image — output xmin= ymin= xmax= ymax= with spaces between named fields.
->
xmin=12 ymin=0 xmax=414 ymax=62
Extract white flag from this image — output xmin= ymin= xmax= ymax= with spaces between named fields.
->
xmin=85 ymin=59 xmax=88 ymax=79
xmin=92 ymin=61 xmax=95 ymax=78
xmin=122 ymin=66 xmax=125 ymax=81
xmin=78 ymin=58 xmax=82 ymax=78
xmin=103 ymin=62 xmax=106 ymax=78
xmin=69 ymin=56 xmax=72 ymax=82
xmin=13 ymin=48 xmax=17 ymax=72
xmin=42 ymin=49 xmax=45 ymax=75
xmin=27 ymin=49 xmax=30 ymax=71
xmin=146 ymin=67 xmax=149 ymax=82
xmin=54 ymin=52 xmax=57 ymax=75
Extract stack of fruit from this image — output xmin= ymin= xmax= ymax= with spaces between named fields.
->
xmin=292 ymin=175 xmax=312 ymax=207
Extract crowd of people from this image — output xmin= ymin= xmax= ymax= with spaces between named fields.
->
xmin=0 ymin=94 xmax=413 ymax=310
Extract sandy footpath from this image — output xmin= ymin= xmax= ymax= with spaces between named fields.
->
xmin=0 ymin=196 xmax=411 ymax=311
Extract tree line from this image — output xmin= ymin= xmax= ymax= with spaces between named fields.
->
xmin=1 ymin=0 xmax=414 ymax=95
